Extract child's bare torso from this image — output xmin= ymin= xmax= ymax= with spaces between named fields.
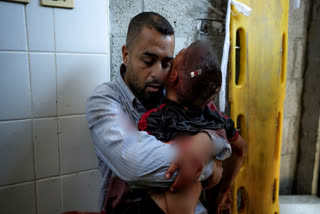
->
xmin=150 ymin=181 xmax=202 ymax=214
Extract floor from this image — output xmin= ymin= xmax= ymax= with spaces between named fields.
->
xmin=279 ymin=195 xmax=320 ymax=214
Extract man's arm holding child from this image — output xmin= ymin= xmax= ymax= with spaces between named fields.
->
xmin=87 ymin=87 xmax=220 ymax=188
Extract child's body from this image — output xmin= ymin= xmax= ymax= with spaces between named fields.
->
xmin=138 ymin=41 xmax=238 ymax=214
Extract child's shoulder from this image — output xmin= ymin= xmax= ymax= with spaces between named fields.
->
xmin=206 ymin=101 xmax=230 ymax=120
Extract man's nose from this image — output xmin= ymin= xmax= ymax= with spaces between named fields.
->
xmin=150 ymin=62 xmax=165 ymax=79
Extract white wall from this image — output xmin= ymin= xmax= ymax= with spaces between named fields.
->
xmin=0 ymin=0 xmax=109 ymax=213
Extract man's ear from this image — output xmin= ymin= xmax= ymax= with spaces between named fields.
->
xmin=122 ymin=45 xmax=129 ymax=66
xmin=168 ymin=70 xmax=178 ymax=83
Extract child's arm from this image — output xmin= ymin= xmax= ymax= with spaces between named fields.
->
xmin=206 ymin=102 xmax=247 ymax=213
xmin=216 ymin=135 xmax=247 ymax=213
xmin=220 ymin=135 xmax=247 ymax=193
xmin=201 ymin=128 xmax=229 ymax=190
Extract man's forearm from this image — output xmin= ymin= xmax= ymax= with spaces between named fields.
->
xmin=87 ymin=93 xmax=178 ymax=187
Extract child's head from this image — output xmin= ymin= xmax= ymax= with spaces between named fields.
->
xmin=168 ymin=40 xmax=222 ymax=108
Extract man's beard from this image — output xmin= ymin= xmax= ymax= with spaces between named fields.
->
xmin=128 ymin=82 xmax=163 ymax=109
xmin=137 ymin=87 xmax=164 ymax=109
xmin=126 ymin=72 xmax=165 ymax=109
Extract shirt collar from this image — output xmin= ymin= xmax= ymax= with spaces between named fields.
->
xmin=116 ymin=64 xmax=143 ymax=107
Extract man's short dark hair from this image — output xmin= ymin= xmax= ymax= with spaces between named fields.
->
xmin=126 ymin=12 xmax=174 ymax=50
xmin=176 ymin=40 xmax=222 ymax=106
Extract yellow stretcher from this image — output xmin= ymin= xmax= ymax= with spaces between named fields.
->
xmin=228 ymin=1 xmax=289 ymax=213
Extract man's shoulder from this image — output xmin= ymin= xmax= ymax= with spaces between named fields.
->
xmin=86 ymin=80 xmax=123 ymax=108
xmin=90 ymin=80 xmax=121 ymax=98
xmin=91 ymin=80 xmax=119 ymax=97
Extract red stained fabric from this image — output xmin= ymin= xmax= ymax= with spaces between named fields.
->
xmin=138 ymin=103 xmax=166 ymax=134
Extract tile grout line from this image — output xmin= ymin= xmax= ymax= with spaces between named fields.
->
xmin=0 ymin=117 xmax=33 ymax=123
xmin=0 ymin=50 xmax=108 ymax=55
xmin=23 ymin=4 xmax=38 ymax=214
xmin=35 ymin=168 xmax=99 ymax=183
xmin=0 ymin=113 xmax=86 ymax=123
xmin=52 ymin=7 xmax=64 ymax=214
xmin=53 ymin=168 xmax=99 ymax=179
xmin=0 ymin=168 xmax=99 ymax=189
xmin=0 ymin=180 xmax=35 ymax=190
xmin=107 ymin=0 xmax=111 ymax=81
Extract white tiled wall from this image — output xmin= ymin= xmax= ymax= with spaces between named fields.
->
xmin=0 ymin=182 xmax=36 ymax=214
xmin=0 ymin=52 xmax=31 ymax=120
xmin=37 ymin=177 xmax=61 ymax=214
xmin=56 ymin=54 xmax=108 ymax=115
xmin=59 ymin=115 xmax=98 ymax=174
xmin=30 ymin=53 xmax=57 ymax=117
xmin=61 ymin=170 xmax=101 ymax=212
xmin=26 ymin=0 xmax=55 ymax=51
xmin=0 ymin=0 xmax=108 ymax=213
xmin=0 ymin=3 xmax=27 ymax=51
xmin=54 ymin=0 xmax=108 ymax=53
xmin=33 ymin=118 xmax=59 ymax=179
xmin=0 ymin=120 xmax=34 ymax=186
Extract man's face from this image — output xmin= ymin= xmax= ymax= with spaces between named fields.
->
xmin=122 ymin=27 xmax=175 ymax=105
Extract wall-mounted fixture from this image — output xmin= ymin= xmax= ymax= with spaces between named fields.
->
xmin=41 ymin=0 xmax=74 ymax=9
xmin=197 ymin=19 xmax=223 ymax=36
xmin=0 ymin=0 xmax=30 ymax=3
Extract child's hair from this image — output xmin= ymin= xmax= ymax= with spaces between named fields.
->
xmin=175 ymin=40 xmax=222 ymax=106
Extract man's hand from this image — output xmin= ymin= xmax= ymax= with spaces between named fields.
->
xmin=165 ymin=150 xmax=204 ymax=192
xmin=165 ymin=132 xmax=213 ymax=191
